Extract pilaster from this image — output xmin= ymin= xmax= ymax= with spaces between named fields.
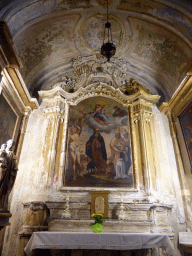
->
xmin=130 ymin=95 xmax=160 ymax=192
xmin=39 ymin=91 xmax=67 ymax=187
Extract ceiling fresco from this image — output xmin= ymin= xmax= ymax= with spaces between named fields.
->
xmin=0 ymin=0 xmax=191 ymax=103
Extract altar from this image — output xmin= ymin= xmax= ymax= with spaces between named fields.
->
xmin=24 ymin=232 xmax=175 ymax=256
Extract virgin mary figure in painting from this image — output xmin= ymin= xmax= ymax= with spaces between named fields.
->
xmin=87 ymin=104 xmax=111 ymax=126
xmin=86 ymin=128 xmax=107 ymax=175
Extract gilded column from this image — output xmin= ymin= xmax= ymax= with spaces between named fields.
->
xmin=129 ymin=105 xmax=140 ymax=189
xmin=132 ymin=100 xmax=155 ymax=191
xmin=130 ymin=105 xmax=143 ymax=190
xmin=58 ymin=100 xmax=70 ymax=187
xmin=38 ymin=91 xmax=66 ymax=187
xmin=43 ymin=106 xmax=62 ymax=186
xmin=129 ymin=88 xmax=160 ymax=192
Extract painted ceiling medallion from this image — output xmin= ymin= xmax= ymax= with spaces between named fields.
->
xmin=79 ymin=14 xmax=123 ymax=52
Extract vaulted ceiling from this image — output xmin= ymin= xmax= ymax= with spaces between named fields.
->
xmin=0 ymin=0 xmax=192 ymax=103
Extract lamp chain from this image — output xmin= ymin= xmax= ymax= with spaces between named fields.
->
xmin=107 ymin=0 xmax=109 ymax=23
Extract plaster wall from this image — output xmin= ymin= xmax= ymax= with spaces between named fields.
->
xmin=153 ymin=106 xmax=186 ymax=229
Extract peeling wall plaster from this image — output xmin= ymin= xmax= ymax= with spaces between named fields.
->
xmin=14 ymin=14 xmax=81 ymax=82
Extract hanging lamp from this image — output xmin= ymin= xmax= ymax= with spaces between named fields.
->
xmin=101 ymin=0 xmax=116 ymax=62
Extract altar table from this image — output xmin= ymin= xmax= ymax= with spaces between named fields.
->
xmin=24 ymin=232 xmax=175 ymax=256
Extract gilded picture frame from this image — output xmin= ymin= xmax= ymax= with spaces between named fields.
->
xmin=90 ymin=191 xmax=109 ymax=218
xmin=178 ymin=100 xmax=192 ymax=170
xmin=0 ymin=92 xmax=19 ymax=147
xmin=64 ymin=96 xmax=133 ymax=188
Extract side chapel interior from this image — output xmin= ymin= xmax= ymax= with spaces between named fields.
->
xmin=0 ymin=0 xmax=192 ymax=255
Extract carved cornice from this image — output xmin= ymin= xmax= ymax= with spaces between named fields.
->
xmin=23 ymin=201 xmax=47 ymax=211
xmin=0 ymin=21 xmax=38 ymax=113
xmin=2 ymin=68 xmax=39 ymax=113
xmin=69 ymin=83 xmax=130 ymax=105
xmin=159 ymin=75 xmax=192 ymax=117
xmin=39 ymin=83 xmax=160 ymax=106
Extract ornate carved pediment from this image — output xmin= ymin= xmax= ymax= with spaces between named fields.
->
xmin=53 ymin=76 xmax=77 ymax=92
xmin=68 ymin=82 xmax=130 ymax=105
xmin=40 ymin=79 xmax=160 ymax=107
xmin=53 ymin=55 xmax=154 ymax=94
xmin=71 ymin=55 xmax=129 ymax=89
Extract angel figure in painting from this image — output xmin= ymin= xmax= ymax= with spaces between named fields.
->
xmin=112 ymin=106 xmax=128 ymax=118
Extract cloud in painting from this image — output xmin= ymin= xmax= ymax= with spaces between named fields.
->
xmin=83 ymin=114 xmax=128 ymax=134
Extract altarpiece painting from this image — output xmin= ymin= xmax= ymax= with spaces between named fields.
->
xmin=0 ymin=94 xmax=17 ymax=146
xmin=64 ymin=97 xmax=133 ymax=187
xmin=179 ymin=100 xmax=192 ymax=170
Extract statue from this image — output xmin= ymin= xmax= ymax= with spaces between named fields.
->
xmin=121 ymin=78 xmax=151 ymax=95
xmin=0 ymin=140 xmax=18 ymax=211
